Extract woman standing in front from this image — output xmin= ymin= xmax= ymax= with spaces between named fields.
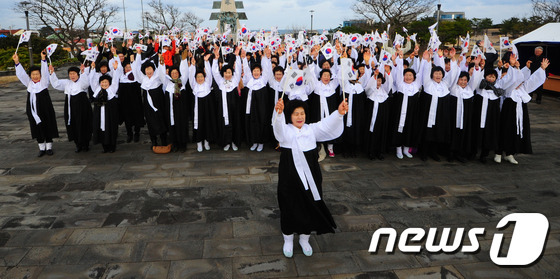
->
xmin=272 ymin=98 xmax=348 ymax=258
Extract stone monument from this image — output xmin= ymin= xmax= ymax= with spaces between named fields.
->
xmin=209 ymin=0 xmax=248 ymax=36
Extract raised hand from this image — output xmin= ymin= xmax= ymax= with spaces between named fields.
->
xmin=275 ymin=98 xmax=284 ymax=114
xmin=113 ymin=59 xmax=119 ymax=70
xmin=338 ymin=98 xmax=348 ymax=115
xmin=49 ymin=65 xmax=54 ymax=74
xmin=509 ymin=53 xmax=517 ymax=66
xmin=12 ymin=53 xmax=19 ymax=64
xmin=541 ymin=58 xmax=550 ymax=70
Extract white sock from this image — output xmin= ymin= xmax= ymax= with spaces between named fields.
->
xmin=396 ymin=147 xmax=403 ymax=159
xmin=223 ymin=144 xmax=230 ymax=151
xmin=38 ymin=143 xmax=46 ymax=151
xmin=403 ymin=146 xmax=412 ymax=158
xmin=232 ymin=143 xmax=238 ymax=151
xmin=197 ymin=142 xmax=203 ymax=152
xmin=328 ymin=144 xmax=334 ymax=153
xmin=250 ymin=143 xmax=258 ymax=151
xmin=299 ymin=234 xmax=313 ymax=256
xmin=257 ymin=143 xmax=264 ymax=152
xmin=204 ymin=140 xmax=210 ymax=150
xmin=46 ymin=142 xmax=53 ymax=150
xmin=283 ymin=234 xmax=294 ymax=257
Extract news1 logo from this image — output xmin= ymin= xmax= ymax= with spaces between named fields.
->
xmin=369 ymin=213 xmax=549 ymax=266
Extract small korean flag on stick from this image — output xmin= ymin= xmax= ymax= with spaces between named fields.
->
xmin=320 ymin=42 xmax=334 ymax=60
xmin=500 ymin=37 xmax=511 ymax=49
xmin=46 ymin=43 xmax=58 ymax=65
xmin=15 ymin=31 xmax=32 ymax=54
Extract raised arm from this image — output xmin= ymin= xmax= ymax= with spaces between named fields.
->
xmin=232 ymin=55 xmax=242 ymax=84
xmin=212 ymin=56 xmax=224 ymax=86
xmin=89 ymin=65 xmax=100 ymax=93
xmin=179 ymin=57 xmax=189 ymax=88
xmin=242 ymin=57 xmax=251 ymax=84
xmin=40 ymin=58 xmax=49 ymax=87
xmin=108 ymin=60 xmax=123 ymax=96
xmin=310 ymin=109 xmax=345 ymax=142
xmin=48 ymin=70 xmax=68 ymax=91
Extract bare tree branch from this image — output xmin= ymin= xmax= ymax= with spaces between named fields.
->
xmin=144 ymin=0 xmax=202 ymax=32
xmin=532 ymin=0 xmax=560 ymax=22
xmin=15 ymin=0 xmax=118 ymax=58
xmin=352 ymin=0 xmax=433 ymax=30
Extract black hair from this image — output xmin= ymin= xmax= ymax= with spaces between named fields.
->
xmin=468 ymin=62 xmax=475 ymax=71
xmin=319 ymin=69 xmax=332 ymax=79
xmin=220 ymin=64 xmax=234 ymax=76
xmin=273 ymin=66 xmax=284 ymax=75
xmin=195 ymin=68 xmax=206 ymax=78
xmin=501 ymin=67 xmax=509 ymax=74
xmin=320 ymin=59 xmax=332 ymax=68
xmin=251 ymin=63 xmax=262 ymax=73
xmin=430 ymin=66 xmax=445 ymax=79
xmin=122 ymin=60 xmax=131 ymax=69
xmin=403 ymin=68 xmax=417 ymax=80
xmin=28 ymin=65 xmax=41 ymax=76
xmin=458 ymin=71 xmax=470 ymax=82
xmin=141 ymin=61 xmax=156 ymax=75
xmin=285 ymin=99 xmax=308 ymax=124
xmin=444 ymin=58 xmax=451 ymax=64
xmin=484 ymin=69 xmax=498 ymax=79
xmin=97 ymin=60 xmax=109 ymax=73
xmin=376 ymin=72 xmax=386 ymax=84
xmin=403 ymin=59 xmax=410 ymax=68
xmin=169 ymin=66 xmax=181 ymax=77
xmin=99 ymin=74 xmax=112 ymax=85
xmin=67 ymin=66 xmax=80 ymax=76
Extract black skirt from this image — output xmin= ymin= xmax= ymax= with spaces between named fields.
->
xmin=277 ymin=147 xmax=337 ymax=235
xmin=364 ymin=98 xmax=392 ymax=156
xmin=26 ymin=89 xmax=59 ymax=141
xmin=169 ymin=89 xmax=190 ymax=145
xmin=118 ymin=82 xmax=145 ymax=128
xmin=307 ymin=90 xmax=341 ymax=124
xmin=342 ymin=92 xmax=366 ymax=146
xmin=92 ymin=98 xmax=119 ymax=145
xmin=193 ymin=93 xmax=218 ymax=143
xmin=142 ymin=85 xmax=169 ymax=137
xmin=472 ymin=94 xmax=501 ymax=152
xmin=215 ymin=87 xmax=243 ymax=146
xmin=499 ymin=98 xmax=532 ymax=155
xmin=418 ymin=92 xmax=452 ymax=144
xmin=449 ymin=96 xmax=474 ymax=154
xmin=245 ymin=86 xmax=273 ymax=144
xmin=390 ymin=92 xmax=420 ymax=147
xmin=64 ymin=92 xmax=92 ymax=145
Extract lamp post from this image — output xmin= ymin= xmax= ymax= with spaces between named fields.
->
xmin=122 ymin=0 xmax=128 ymax=32
xmin=436 ymin=1 xmax=441 ymax=32
xmin=21 ymin=1 xmax=33 ymax=66
xmin=310 ymin=10 xmax=314 ymax=34
xmin=141 ymin=0 xmax=145 ymax=31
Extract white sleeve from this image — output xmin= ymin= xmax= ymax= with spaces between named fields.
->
xmin=49 ymin=72 xmax=67 ymax=91
xmin=310 ymin=110 xmax=344 ymax=142
xmin=242 ymin=58 xmax=251 ymax=84
xmin=204 ymin=61 xmax=213 ymax=88
xmin=40 ymin=60 xmax=49 ymax=87
xmin=272 ymin=112 xmax=288 ymax=143
xmin=522 ymin=68 xmax=547 ymax=93
xmin=179 ymin=58 xmax=189 ymax=88
xmin=89 ymin=67 xmax=100 ymax=93
xmin=233 ymin=55 xmax=242 ymax=84
xmin=211 ymin=58 xmax=224 ymax=86
xmin=15 ymin=63 xmax=31 ymax=87
xmin=188 ymin=65 xmax=196 ymax=90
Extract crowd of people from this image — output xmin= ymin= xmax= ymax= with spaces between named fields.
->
xmin=12 ymin=31 xmax=549 ymax=165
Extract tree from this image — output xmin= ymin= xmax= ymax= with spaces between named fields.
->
xmin=532 ymin=0 xmax=560 ymax=22
xmin=144 ymin=0 xmax=203 ymax=32
xmin=471 ymin=18 xmax=493 ymax=36
xmin=352 ymin=0 xmax=433 ymax=32
xmin=15 ymin=0 xmax=118 ymax=59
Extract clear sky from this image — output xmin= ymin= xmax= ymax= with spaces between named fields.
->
xmin=0 ymin=0 xmax=534 ymax=32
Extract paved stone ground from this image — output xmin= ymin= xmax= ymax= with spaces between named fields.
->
xmin=0 ymin=68 xmax=559 ymax=278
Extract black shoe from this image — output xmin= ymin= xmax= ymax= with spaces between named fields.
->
xmin=420 ymin=155 xmax=428 ymax=161
xmin=75 ymin=147 xmax=82 ymax=153
xmin=126 ymin=134 xmax=133 ymax=143
xmin=46 ymin=149 xmax=54 ymax=156
xmin=37 ymin=150 xmax=46 ymax=157
xmin=479 ymin=156 xmax=487 ymax=164
xmin=377 ymin=154 xmax=384 ymax=161
xmin=368 ymin=154 xmax=375 ymax=160
xmin=536 ymin=99 xmax=542 ymax=104
xmin=82 ymin=146 xmax=89 ymax=152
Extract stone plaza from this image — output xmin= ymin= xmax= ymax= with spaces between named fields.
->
xmin=0 ymin=66 xmax=559 ymax=278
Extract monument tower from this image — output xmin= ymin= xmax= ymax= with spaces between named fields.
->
xmin=209 ymin=0 xmax=248 ymax=35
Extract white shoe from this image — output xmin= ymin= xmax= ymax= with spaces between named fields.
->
xmin=232 ymin=143 xmax=238 ymax=151
xmin=204 ymin=140 xmax=210 ymax=151
xmin=299 ymin=234 xmax=313 ymax=256
xmin=403 ymin=146 xmax=413 ymax=158
xmin=283 ymin=234 xmax=294 ymax=258
xmin=223 ymin=144 xmax=230 ymax=151
xmin=504 ymin=155 xmax=518 ymax=165
xmin=197 ymin=142 xmax=203 ymax=152
xmin=396 ymin=147 xmax=403 ymax=159
xmin=318 ymin=145 xmax=326 ymax=162
xmin=250 ymin=143 xmax=258 ymax=151
xmin=494 ymin=154 xmax=502 ymax=163
xmin=257 ymin=144 xmax=264 ymax=152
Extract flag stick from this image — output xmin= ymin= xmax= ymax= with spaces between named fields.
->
xmin=15 ymin=44 xmax=20 ymax=55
